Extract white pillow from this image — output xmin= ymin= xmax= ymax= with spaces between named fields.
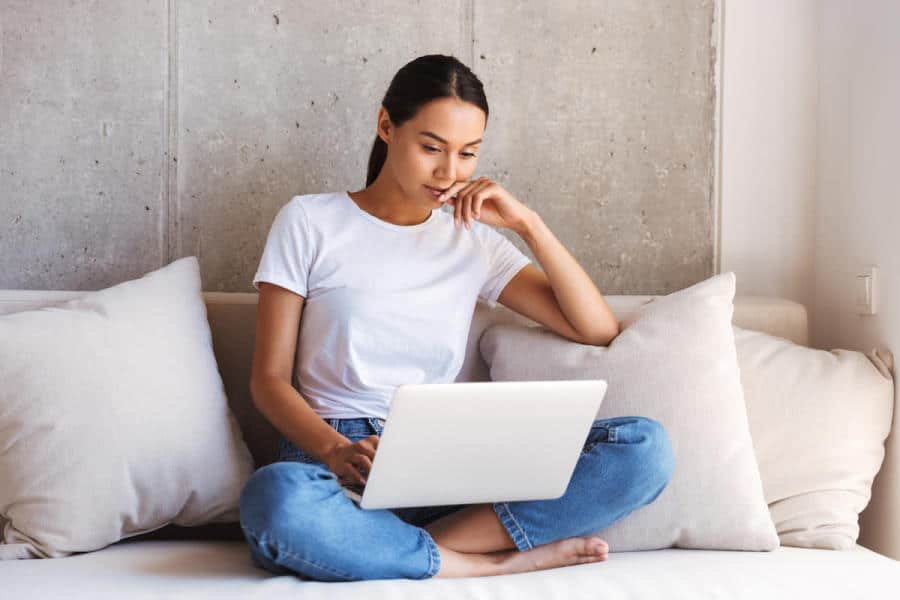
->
xmin=734 ymin=325 xmax=894 ymax=549
xmin=480 ymin=272 xmax=779 ymax=551
xmin=0 ymin=256 xmax=255 ymax=559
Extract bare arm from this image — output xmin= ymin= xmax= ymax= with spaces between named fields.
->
xmin=249 ymin=282 xmax=347 ymax=463
xmin=502 ymin=210 xmax=620 ymax=346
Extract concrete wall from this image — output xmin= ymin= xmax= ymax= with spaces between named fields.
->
xmin=1 ymin=1 xmax=718 ymax=295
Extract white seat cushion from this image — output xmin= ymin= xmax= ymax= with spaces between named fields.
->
xmin=1 ymin=539 xmax=898 ymax=599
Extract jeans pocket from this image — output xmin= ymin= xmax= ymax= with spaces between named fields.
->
xmin=366 ymin=417 xmax=385 ymax=437
xmin=580 ymin=422 xmax=612 ymax=456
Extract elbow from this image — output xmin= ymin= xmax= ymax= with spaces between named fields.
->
xmin=579 ymin=322 xmax=621 ymax=347
xmin=249 ymin=379 xmax=266 ymax=408
xmin=249 ymin=376 xmax=279 ymax=408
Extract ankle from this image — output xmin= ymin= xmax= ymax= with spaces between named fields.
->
xmin=433 ymin=542 xmax=509 ymax=578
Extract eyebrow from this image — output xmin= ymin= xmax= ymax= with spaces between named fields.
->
xmin=419 ymin=131 xmax=482 ymax=147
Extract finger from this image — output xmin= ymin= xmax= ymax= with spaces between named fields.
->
xmin=472 ymin=180 xmax=493 ymax=220
xmin=455 ymin=180 xmax=482 ymax=227
xmin=355 ymin=438 xmax=377 ymax=459
xmin=337 ymin=468 xmax=355 ymax=486
xmin=439 ymin=179 xmax=471 ymax=203
xmin=459 ymin=181 xmax=477 ymax=229
xmin=454 ymin=183 xmax=473 ymax=226
xmin=459 ymin=179 xmax=488 ymax=229
xmin=466 ymin=180 xmax=492 ymax=228
xmin=443 ymin=180 xmax=476 ymax=226
xmin=350 ymin=453 xmax=373 ymax=473
xmin=341 ymin=464 xmax=367 ymax=486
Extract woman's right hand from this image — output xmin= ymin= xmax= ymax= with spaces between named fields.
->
xmin=323 ymin=435 xmax=379 ymax=487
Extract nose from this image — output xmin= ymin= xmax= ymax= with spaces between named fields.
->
xmin=435 ymin=153 xmax=458 ymax=182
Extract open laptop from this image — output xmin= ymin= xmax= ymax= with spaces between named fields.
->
xmin=343 ymin=379 xmax=608 ymax=509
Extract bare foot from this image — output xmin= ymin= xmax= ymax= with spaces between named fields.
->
xmin=434 ymin=536 xmax=608 ymax=578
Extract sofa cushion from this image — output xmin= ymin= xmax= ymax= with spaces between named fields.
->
xmin=734 ymin=325 xmax=894 ymax=549
xmin=0 ymin=256 xmax=255 ymax=559
xmin=2 ymin=540 xmax=898 ymax=599
xmin=480 ymin=272 xmax=779 ymax=551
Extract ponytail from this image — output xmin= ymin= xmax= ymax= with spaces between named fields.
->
xmin=366 ymin=135 xmax=388 ymax=187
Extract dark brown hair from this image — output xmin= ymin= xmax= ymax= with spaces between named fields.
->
xmin=366 ymin=54 xmax=489 ymax=186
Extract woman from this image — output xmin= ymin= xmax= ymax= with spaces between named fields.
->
xmin=239 ymin=54 xmax=674 ymax=582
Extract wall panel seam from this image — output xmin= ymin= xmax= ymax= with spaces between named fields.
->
xmin=713 ymin=0 xmax=725 ymax=276
xmin=468 ymin=0 xmax=475 ymax=66
xmin=164 ymin=0 xmax=180 ymax=266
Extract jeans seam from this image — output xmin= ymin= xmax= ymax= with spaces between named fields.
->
xmin=242 ymin=524 xmax=355 ymax=581
xmin=493 ymin=502 xmax=534 ymax=551
xmin=367 ymin=417 xmax=384 ymax=436
xmin=418 ymin=527 xmax=442 ymax=578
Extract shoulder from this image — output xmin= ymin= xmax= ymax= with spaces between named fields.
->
xmin=276 ymin=191 xmax=345 ymax=221
xmin=284 ymin=191 xmax=340 ymax=210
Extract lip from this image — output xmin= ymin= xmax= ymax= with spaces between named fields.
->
xmin=424 ymin=185 xmax=449 ymax=201
xmin=425 ymin=185 xmax=450 ymax=193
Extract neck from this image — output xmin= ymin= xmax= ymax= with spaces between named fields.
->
xmin=351 ymin=173 xmax=433 ymax=226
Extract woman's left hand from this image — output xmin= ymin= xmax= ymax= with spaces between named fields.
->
xmin=438 ymin=176 xmax=534 ymax=233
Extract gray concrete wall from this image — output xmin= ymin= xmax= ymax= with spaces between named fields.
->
xmin=1 ymin=1 xmax=718 ymax=295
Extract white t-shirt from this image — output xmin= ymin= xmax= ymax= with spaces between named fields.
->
xmin=252 ymin=191 xmax=532 ymax=419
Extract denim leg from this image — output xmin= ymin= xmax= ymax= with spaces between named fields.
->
xmin=239 ymin=461 xmax=441 ymax=581
xmin=492 ymin=415 xmax=676 ymax=551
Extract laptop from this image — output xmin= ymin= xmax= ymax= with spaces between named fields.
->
xmin=343 ymin=379 xmax=608 ymax=509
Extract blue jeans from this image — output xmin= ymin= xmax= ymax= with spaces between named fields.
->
xmin=239 ymin=415 xmax=675 ymax=582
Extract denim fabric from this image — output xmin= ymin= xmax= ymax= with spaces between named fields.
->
xmin=239 ymin=415 xmax=675 ymax=581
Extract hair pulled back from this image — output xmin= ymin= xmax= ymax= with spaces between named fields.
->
xmin=366 ymin=54 xmax=488 ymax=186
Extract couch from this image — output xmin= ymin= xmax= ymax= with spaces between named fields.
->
xmin=2 ymin=288 xmax=899 ymax=598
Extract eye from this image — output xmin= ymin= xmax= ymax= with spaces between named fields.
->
xmin=462 ymin=152 xmax=477 ymax=159
xmin=423 ymin=145 xmax=440 ymax=153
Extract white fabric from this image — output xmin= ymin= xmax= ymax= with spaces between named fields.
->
xmin=0 ymin=257 xmax=255 ymax=559
xmin=1 ymin=540 xmax=898 ymax=599
xmin=252 ymin=192 xmax=531 ymax=420
xmin=734 ymin=325 xmax=895 ymax=549
xmin=480 ymin=272 xmax=780 ymax=551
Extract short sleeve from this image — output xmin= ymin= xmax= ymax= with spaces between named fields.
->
xmin=252 ymin=197 xmax=314 ymax=298
xmin=476 ymin=224 xmax=532 ymax=308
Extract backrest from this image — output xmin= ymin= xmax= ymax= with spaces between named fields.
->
xmin=0 ymin=289 xmax=809 ymax=470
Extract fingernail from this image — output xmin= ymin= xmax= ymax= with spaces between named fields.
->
xmin=465 ymin=221 xmax=470 ymax=230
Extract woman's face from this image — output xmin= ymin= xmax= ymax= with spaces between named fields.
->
xmin=378 ymin=96 xmax=486 ymax=209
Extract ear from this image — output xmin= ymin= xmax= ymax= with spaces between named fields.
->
xmin=376 ymin=107 xmax=393 ymax=144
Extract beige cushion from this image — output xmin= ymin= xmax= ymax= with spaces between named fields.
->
xmin=734 ymin=325 xmax=895 ymax=549
xmin=0 ymin=256 xmax=255 ymax=559
xmin=480 ymin=272 xmax=779 ymax=551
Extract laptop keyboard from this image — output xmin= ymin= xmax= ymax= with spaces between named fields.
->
xmin=342 ymin=483 xmax=364 ymax=503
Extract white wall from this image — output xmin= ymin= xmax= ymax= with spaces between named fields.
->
xmin=722 ymin=0 xmax=899 ymax=559
xmin=720 ymin=0 xmax=818 ymax=307
xmin=814 ymin=0 xmax=900 ymax=560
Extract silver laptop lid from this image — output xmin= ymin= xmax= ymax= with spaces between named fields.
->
xmin=359 ymin=379 xmax=607 ymax=510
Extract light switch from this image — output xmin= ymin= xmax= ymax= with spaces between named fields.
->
xmin=855 ymin=266 xmax=878 ymax=316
